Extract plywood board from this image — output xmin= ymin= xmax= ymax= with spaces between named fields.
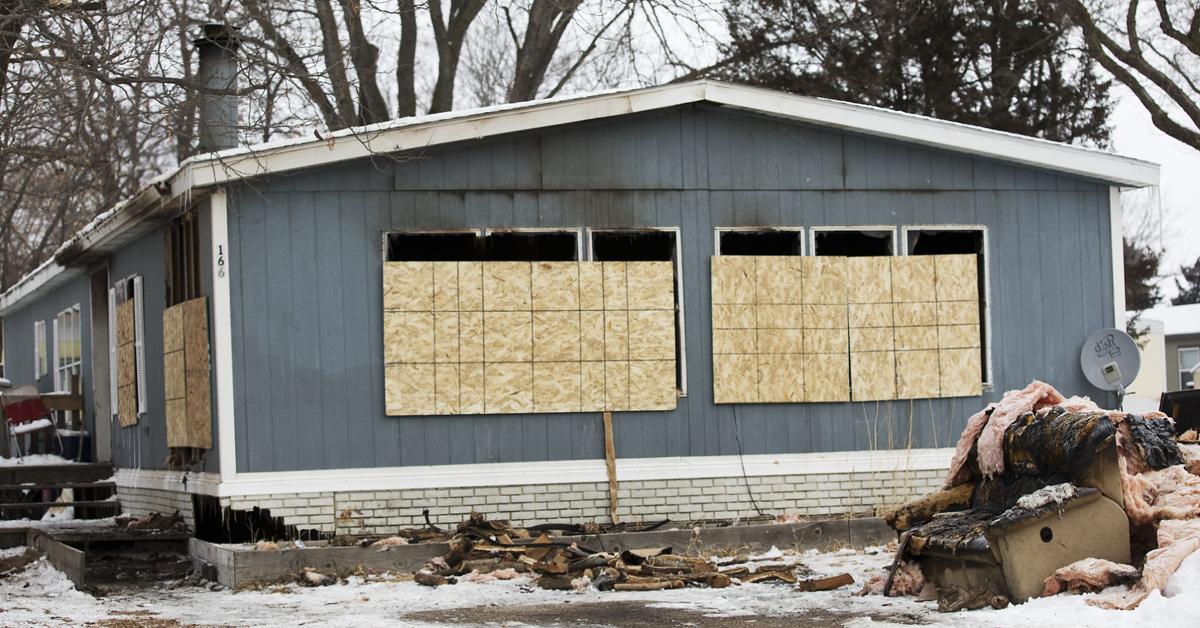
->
xmin=801 ymin=257 xmax=847 ymax=304
xmin=483 ymin=311 xmax=532 ymax=362
xmin=627 ymin=262 xmax=675 ymax=310
xmin=803 ymin=304 xmax=847 ymax=329
xmin=713 ymin=353 xmax=758 ymax=404
xmin=629 ymin=360 xmax=677 ymax=410
xmin=459 ymin=363 xmax=485 ymax=414
xmin=713 ymin=329 xmax=757 ymax=354
xmin=937 ymin=301 xmax=980 ymax=325
xmin=940 ymin=349 xmax=982 ymax=397
xmin=757 ymin=304 xmax=802 ymax=329
xmin=756 ymin=256 xmax=803 ymax=304
xmin=847 ymin=257 xmax=892 ymax=304
xmin=628 ymin=310 xmax=675 ymax=361
xmin=896 ymin=350 xmax=940 ymax=399
xmin=935 ymin=254 xmax=978 ymax=301
xmin=386 ymin=363 xmax=436 ymax=415
xmin=758 ymin=354 xmax=803 ymax=402
xmin=533 ymin=311 xmax=581 ymax=362
xmin=483 ymin=262 xmax=531 ymax=311
xmin=532 ymin=262 xmax=580 ymax=311
xmin=181 ymin=298 xmax=212 ymax=450
xmin=713 ymin=304 xmax=757 ymax=329
xmin=849 ymin=304 xmax=893 ymax=328
xmin=162 ymin=305 xmax=184 ymax=354
xmin=384 ymin=312 xmax=435 ymax=364
xmin=163 ymin=350 xmax=185 ymax=402
xmin=938 ymin=324 xmax=981 ymax=349
xmin=118 ymin=383 xmax=138 ymax=428
xmin=117 ymin=344 xmax=137 ymax=387
xmin=383 ymin=262 xmax=433 ymax=311
xmin=117 ymin=298 xmax=138 ymax=428
xmin=895 ymin=326 xmax=938 ymax=351
xmin=457 ymin=262 xmax=483 ymax=311
xmin=891 ymin=257 xmax=935 ymax=303
xmin=894 ymin=302 xmax=938 ymax=327
xmin=165 ymin=399 xmax=187 ymax=445
xmin=459 ymin=312 xmax=484 ymax=362
xmin=533 ymin=361 xmax=581 ymax=413
xmin=484 ymin=362 xmax=533 ymax=414
xmin=758 ymin=329 xmax=804 ymax=354
xmin=604 ymin=360 xmax=630 ymax=411
xmin=851 ymin=351 xmax=897 ymax=401
xmin=580 ymin=361 xmax=607 ymax=412
xmin=432 ymin=262 xmax=460 ymax=312
xmin=434 ymin=363 xmax=461 ymax=415
xmin=434 ymin=313 xmax=460 ymax=363
xmin=803 ymin=353 xmax=850 ymax=402
xmin=116 ymin=301 xmax=136 ymax=347
xmin=578 ymin=262 xmax=605 ymax=310
xmin=602 ymin=262 xmax=629 ymax=311
xmin=711 ymin=256 xmax=755 ymax=304
xmin=603 ymin=310 xmax=629 ymax=361
xmin=850 ymin=327 xmax=894 ymax=353
xmin=804 ymin=329 xmax=848 ymax=354
xmin=580 ymin=311 xmax=605 ymax=361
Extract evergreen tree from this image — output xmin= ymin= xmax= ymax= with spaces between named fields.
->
xmin=716 ymin=0 xmax=1111 ymax=145
xmin=1173 ymin=257 xmax=1200 ymax=306
xmin=1125 ymin=237 xmax=1164 ymax=312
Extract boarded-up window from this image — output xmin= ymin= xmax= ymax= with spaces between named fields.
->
xmin=717 ymin=229 xmax=804 ymax=256
xmin=812 ymin=228 xmax=895 ymax=256
xmin=166 ymin=210 xmax=202 ymax=307
xmin=113 ymin=276 xmax=147 ymax=424
xmin=385 ymin=230 xmax=580 ymax=262
xmin=163 ymin=297 xmax=212 ymax=449
xmin=906 ymin=228 xmax=989 ymax=384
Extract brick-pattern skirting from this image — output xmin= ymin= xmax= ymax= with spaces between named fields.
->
xmin=118 ymin=485 xmax=196 ymax=527
xmin=214 ymin=467 xmax=944 ymax=536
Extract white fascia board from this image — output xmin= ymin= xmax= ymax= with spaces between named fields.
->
xmin=181 ymin=82 xmax=707 ymax=189
xmin=112 ymin=467 xmax=222 ymax=496
xmin=702 ymin=82 xmax=1160 ymax=188
xmin=0 ymin=259 xmax=68 ymax=315
xmin=214 ymin=447 xmax=954 ymax=497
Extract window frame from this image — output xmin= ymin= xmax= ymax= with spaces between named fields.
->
xmin=482 ymin=227 xmax=584 ymax=261
xmin=53 ymin=304 xmax=83 ymax=393
xmin=34 ymin=319 xmax=47 ymax=379
xmin=381 ymin=228 xmax=585 ymax=262
xmin=586 ymin=227 xmax=687 ymax=397
xmin=166 ymin=208 xmax=203 ymax=307
xmin=808 ymin=225 xmax=899 ymax=256
xmin=714 ymin=226 xmax=805 ymax=256
xmin=1180 ymin=346 xmax=1199 ymax=390
xmin=901 ymin=224 xmax=993 ymax=389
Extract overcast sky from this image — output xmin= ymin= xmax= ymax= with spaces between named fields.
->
xmin=1110 ymin=88 xmax=1200 ymax=300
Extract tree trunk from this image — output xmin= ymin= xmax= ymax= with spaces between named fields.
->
xmin=396 ymin=0 xmax=417 ymax=117
xmin=340 ymin=0 xmax=389 ymax=124
xmin=315 ymin=0 xmax=358 ymax=128
xmin=429 ymin=0 xmax=487 ymax=113
xmin=506 ymin=0 xmax=580 ymax=103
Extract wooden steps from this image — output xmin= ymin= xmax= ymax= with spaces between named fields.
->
xmin=0 ymin=464 xmax=118 ymax=521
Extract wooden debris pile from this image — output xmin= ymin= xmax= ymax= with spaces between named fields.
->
xmin=410 ymin=513 xmax=853 ymax=593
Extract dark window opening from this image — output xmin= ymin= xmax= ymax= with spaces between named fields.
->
xmin=385 ymin=231 xmax=579 ymax=261
xmin=166 ymin=210 xmax=202 ymax=307
xmin=907 ymin=228 xmax=988 ymax=383
xmin=590 ymin=229 xmax=684 ymax=392
xmin=590 ymin=230 xmax=676 ymax=262
xmin=813 ymin=230 xmax=894 ymax=256
xmin=718 ymin=230 xmax=803 ymax=255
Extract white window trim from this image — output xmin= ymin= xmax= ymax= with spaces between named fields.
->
xmin=901 ymin=224 xmax=993 ymax=389
xmin=53 ymin=304 xmax=82 ymax=392
xmin=482 ymin=227 xmax=585 ymax=261
xmin=33 ymin=319 xmax=47 ymax=379
xmin=714 ymin=226 xmax=805 ymax=256
xmin=1180 ymin=347 xmax=1199 ymax=390
xmin=586 ymin=227 xmax=687 ymax=398
xmin=132 ymin=275 xmax=147 ymax=415
xmin=808 ymin=225 xmax=899 ymax=256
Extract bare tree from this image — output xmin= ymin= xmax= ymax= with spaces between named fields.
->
xmin=1066 ymin=0 xmax=1200 ymax=151
xmin=428 ymin=0 xmax=488 ymax=113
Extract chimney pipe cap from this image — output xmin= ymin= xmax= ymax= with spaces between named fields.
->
xmin=194 ymin=23 xmax=240 ymax=51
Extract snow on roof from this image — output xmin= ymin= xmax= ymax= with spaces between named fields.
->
xmin=1140 ymin=303 xmax=1200 ymax=337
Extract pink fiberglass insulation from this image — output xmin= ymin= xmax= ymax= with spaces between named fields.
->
xmin=1042 ymin=558 xmax=1140 ymax=596
xmin=1090 ymin=519 xmax=1200 ymax=610
xmin=858 ymin=560 xmax=925 ymax=597
xmin=944 ymin=381 xmax=1066 ymax=486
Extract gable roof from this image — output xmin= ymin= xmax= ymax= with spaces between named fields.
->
xmin=0 ymin=79 xmax=1160 ymax=314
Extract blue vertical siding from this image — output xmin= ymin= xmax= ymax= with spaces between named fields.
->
xmin=202 ymin=103 xmax=1116 ymax=473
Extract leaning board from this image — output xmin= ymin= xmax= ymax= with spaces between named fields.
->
xmin=711 ymin=254 xmax=981 ymax=403
xmin=383 ymin=261 xmax=677 ymax=416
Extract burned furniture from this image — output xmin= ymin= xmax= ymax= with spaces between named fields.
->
xmin=895 ymin=409 xmax=1130 ymax=607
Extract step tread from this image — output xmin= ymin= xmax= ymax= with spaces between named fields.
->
xmin=0 ymin=481 xmax=116 ymax=492
xmin=0 ymin=500 xmax=120 ymax=510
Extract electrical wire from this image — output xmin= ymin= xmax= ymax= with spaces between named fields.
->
xmin=732 ymin=407 xmax=766 ymax=517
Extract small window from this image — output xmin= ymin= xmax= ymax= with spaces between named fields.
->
xmin=34 ymin=320 xmax=47 ymax=379
xmin=589 ymin=228 xmax=686 ymax=394
xmin=905 ymin=226 xmax=990 ymax=385
xmin=1181 ymin=347 xmax=1199 ymax=390
xmin=166 ymin=209 xmax=202 ymax=307
xmin=811 ymin=227 xmax=896 ymax=256
xmin=717 ymin=228 xmax=804 ymax=255
xmin=384 ymin=229 xmax=581 ymax=261
xmin=53 ymin=305 xmax=82 ymax=392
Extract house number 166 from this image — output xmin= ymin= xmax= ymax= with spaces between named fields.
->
xmin=217 ymin=245 xmax=227 ymax=278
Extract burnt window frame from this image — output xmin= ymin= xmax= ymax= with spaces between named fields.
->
xmin=714 ymin=227 xmax=805 ymax=256
xmin=382 ymin=228 xmax=584 ymax=262
xmin=902 ymin=224 xmax=992 ymax=389
xmin=586 ymin=227 xmax=687 ymax=397
xmin=166 ymin=208 xmax=204 ymax=307
xmin=809 ymin=225 xmax=898 ymax=257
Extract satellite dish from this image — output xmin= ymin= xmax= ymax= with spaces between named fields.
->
xmin=1080 ymin=328 xmax=1140 ymax=398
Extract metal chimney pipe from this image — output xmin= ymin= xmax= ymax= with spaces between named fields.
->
xmin=193 ymin=23 xmax=241 ymax=154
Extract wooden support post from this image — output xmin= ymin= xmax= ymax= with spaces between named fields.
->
xmin=603 ymin=411 xmax=619 ymax=524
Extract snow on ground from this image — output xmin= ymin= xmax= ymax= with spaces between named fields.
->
xmin=0 ymin=453 xmax=76 ymax=467
xmin=1 ymin=545 xmax=1199 ymax=627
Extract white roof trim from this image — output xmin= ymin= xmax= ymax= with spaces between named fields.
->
xmin=2 ymin=79 xmax=1160 ymax=313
